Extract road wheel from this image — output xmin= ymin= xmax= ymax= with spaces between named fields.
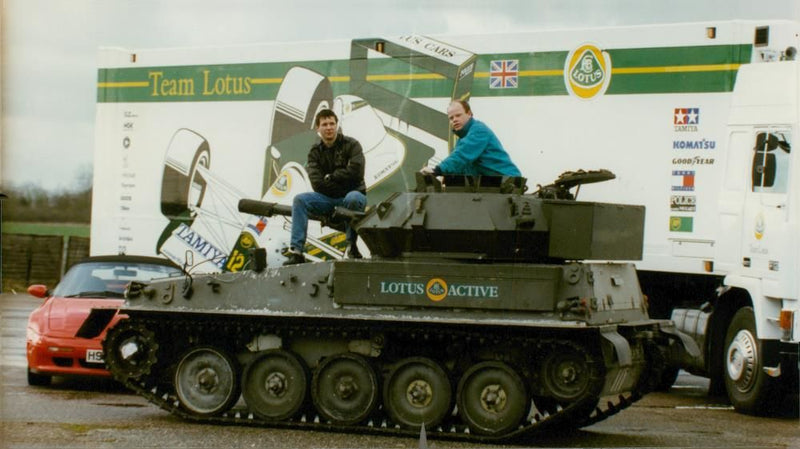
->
xmin=242 ymin=349 xmax=309 ymax=421
xmin=724 ymin=307 xmax=776 ymax=415
xmin=456 ymin=361 xmax=529 ymax=436
xmin=311 ymin=353 xmax=379 ymax=425
xmin=174 ymin=346 xmax=241 ymax=416
xmin=539 ymin=342 xmax=602 ymax=426
xmin=27 ymin=367 xmax=51 ymax=386
xmin=383 ymin=357 xmax=452 ymax=430
xmin=541 ymin=345 xmax=595 ymax=403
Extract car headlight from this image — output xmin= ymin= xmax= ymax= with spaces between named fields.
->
xmin=26 ymin=327 xmax=42 ymax=345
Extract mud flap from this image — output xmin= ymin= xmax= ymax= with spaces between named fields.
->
xmin=600 ymin=327 xmax=640 ymax=395
xmin=659 ymin=322 xmax=701 ymax=358
xmin=600 ymin=327 xmax=632 ymax=367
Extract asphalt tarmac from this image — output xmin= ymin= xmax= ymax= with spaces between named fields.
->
xmin=2 ymin=293 xmax=798 ymax=448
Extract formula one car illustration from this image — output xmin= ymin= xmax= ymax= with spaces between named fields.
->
xmin=155 ymin=36 xmax=476 ymax=271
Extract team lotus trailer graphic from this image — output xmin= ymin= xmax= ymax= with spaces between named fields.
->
xmin=144 ymin=36 xmax=472 ymax=271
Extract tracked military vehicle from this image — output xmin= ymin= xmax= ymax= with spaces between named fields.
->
xmin=82 ymin=171 xmax=698 ymax=442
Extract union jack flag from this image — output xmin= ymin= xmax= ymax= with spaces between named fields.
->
xmin=489 ymin=59 xmax=519 ymax=89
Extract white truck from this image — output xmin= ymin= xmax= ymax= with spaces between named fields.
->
xmin=92 ymin=20 xmax=799 ymax=415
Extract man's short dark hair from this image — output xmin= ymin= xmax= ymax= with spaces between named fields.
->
xmin=314 ymin=109 xmax=338 ymax=127
xmin=451 ymin=99 xmax=472 ymax=114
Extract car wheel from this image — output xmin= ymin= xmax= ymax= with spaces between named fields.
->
xmin=27 ymin=367 xmax=51 ymax=386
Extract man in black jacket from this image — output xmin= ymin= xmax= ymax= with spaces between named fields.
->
xmin=285 ymin=109 xmax=367 ymax=265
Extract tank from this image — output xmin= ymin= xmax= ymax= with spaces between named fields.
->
xmin=81 ymin=171 xmax=698 ymax=443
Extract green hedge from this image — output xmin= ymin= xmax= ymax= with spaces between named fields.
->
xmin=2 ymin=222 xmax=90 ymax=238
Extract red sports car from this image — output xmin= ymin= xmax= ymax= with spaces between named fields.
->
xmin=26 ymin=255 xmax=182 ymax=386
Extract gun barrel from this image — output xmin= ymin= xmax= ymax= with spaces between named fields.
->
xmin=237 ymin=199 xmax=292 ymax=217
xmin=332 ymin=206 xmax=365 ymax=221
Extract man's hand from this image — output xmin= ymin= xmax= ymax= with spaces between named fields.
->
xmin=420 ymin=166 xmax=435 ymax=176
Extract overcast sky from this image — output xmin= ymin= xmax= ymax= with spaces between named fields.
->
xmin=2 ymin=0 xmax=799 ymax=192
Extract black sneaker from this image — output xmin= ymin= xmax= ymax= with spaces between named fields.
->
xmin=345 ymin=243 xmax=363 ymax=259
xmin=283 ymin=251 xmax=307 ymax=265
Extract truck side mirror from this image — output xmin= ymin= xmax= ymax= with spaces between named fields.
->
xmin=752 ymin=151 xmax=776 ymax=188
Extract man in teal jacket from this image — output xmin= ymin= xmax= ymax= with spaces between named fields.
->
xmin=421 ymin=100 xmax=521 ymax=176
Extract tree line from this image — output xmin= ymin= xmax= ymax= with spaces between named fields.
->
xmin=1 ymin=185 xmax=92 ymax=223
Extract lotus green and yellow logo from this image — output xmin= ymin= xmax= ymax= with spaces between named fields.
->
xmin=565 ymin=44 xmax=612 ymax=99
xmin=426 ymin=278 xmax=448 ymax=302
xmin=269 ymin=170 xmax=291 ymax=196
xmin=754 ymin=211 xmax=765 ymax=240
xmin=239 ymin=232 xmax=255 ymax=249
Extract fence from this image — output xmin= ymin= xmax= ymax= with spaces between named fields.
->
xmin=1 ymin=234 xmax=90 ymax=292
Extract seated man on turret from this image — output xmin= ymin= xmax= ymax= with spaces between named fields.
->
xmin=285 ymin=109 xmax=367 ymax=265
xmin=421 ymin=100 xmax=521 ymax=177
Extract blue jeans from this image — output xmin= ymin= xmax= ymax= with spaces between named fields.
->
xmin=290 ymin=190 xmax=367 ymax=252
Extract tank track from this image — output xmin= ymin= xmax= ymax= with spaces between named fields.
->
xmin=106 ymin=314 xmax=646 ymax=444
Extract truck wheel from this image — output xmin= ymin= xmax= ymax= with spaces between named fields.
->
xmin=656 ymin=365 xmax=680 ymax=391
xmin=644 ymin=341 xmax=680 ymax=392
xmin=160 ymin=129 xmax=211 ymax=218
xmin=269 ymin=67 xmax=333 ymax=145
xmin=723 ymin=307 xmax=776 ymax=415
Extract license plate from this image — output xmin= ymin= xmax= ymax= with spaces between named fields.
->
xmin=86 ymin=349 xmax=104 ymax=364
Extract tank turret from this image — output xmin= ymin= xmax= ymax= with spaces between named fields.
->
xmin=355 ymin=172 xmax=643 ymax=261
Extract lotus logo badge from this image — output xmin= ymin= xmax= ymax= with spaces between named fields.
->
xmin=239 ymin=232 xmax=255 ymax=249
xmin=270 ymin=170 xmax=291 ymax=196
xmin=426 ymin=278 xmax=448 ymax=302
xmin=754 ymin=211 xmax=765 ymax=240
xmin=565 ymin=44 xmax=612 ymax=99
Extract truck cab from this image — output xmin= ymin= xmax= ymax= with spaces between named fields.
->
xmin=674 ymin=53 xmax=799 ymax=415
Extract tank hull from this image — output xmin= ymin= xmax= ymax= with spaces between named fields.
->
xmin=96 ymin=258 xmax=694 ymax=442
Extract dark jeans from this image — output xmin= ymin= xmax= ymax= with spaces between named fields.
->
xmin=290 ymin=190 xmax=366 ymax=252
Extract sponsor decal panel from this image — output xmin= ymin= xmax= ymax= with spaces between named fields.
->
xmin=672 ymin=156 xmax=715 ymax=165
xmin=674 ymin=107 xmax=699 ymax=132
xmin=669 ymin=216 xmax=694 ymax=232
xmin=671 ymin=170 xmax=695 ymax=191
xmin=672 ymin=139 xmax=716 ymax=150
xmin=671 ymin=195 xmax=696 ymax=212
